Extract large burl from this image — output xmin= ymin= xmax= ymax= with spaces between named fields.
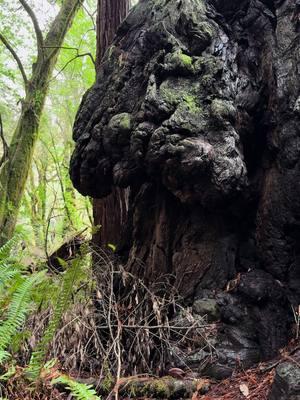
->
xmin=71 ymin=0 xmax=246 ymax=203
xmin=71 ymin=0 xmax=300 ymax=376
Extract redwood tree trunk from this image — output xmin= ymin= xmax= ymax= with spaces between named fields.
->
xmin=96 ymin=0 xmax=129 ymax=69
xmin=93 ymin=0 xmax=130 ymax=247
xmin=71 ymin=0 xmax=300 ymax=377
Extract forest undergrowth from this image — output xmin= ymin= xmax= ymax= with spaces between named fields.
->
xmin=0 ymin=235 xmax=214 ymax=399
xmin=0 ymin=236 xmax=299 ymax=400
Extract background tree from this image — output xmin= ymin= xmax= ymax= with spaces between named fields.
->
xmin=96 ymin=0 xmax=130 ymax=68
xmin=92 ymin=0 xmax=130 ymax=248
xmin=0 ymin=0 xmax=84 ymax=245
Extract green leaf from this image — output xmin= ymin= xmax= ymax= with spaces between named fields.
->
xmin=52 ymin=375 xmax=101 ymax=400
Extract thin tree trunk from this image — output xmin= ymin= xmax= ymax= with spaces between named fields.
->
xmin=0 ymin=0 xmax=83 ymax=245
xmin=96 ymin=0 xmax=129 ymax=69
xmin=93 ymin=0 xmax=130 ymax=248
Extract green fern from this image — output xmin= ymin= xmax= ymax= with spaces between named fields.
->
xmin=52 ymin=375 xmax=100 ymax=400
xmin=0 ymin=350 xmax=11 ymax=364
xmin=0 ymin=236 xmax=21 ymax=290
xmin=0 ymin=238 xmax=46 ymax=365
xmin=0 ymin=263 xmax=19 ymax=290
xmin=0 ymin=365 xmax=16 ymax=382
xmin=0 ymin=236 xmax=20 ymax=261
xmin=0 ymin=271 xmax=45 ymax=353
xmin=27 ymin=257 xmax=83 ymax=380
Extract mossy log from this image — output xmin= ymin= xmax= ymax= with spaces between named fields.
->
xmin=117 ymin=376 xmax=210 ymax=399
xmin=53 ymin=375 xmax=210 ymax=399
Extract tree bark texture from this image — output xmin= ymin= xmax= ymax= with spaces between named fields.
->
xmin=71 ymin=0 xmax=300 ymax=376
xmin=93 ymin=0 xmax=130 ymax=247
xmin=96 ymin=0 xmax=129 ymax=69
xmin=0 ymin=0 xmax=82 ymax=245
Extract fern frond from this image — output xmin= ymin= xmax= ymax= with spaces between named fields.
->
xmin=0 ymin=262 xmax=19 ymax=289
xmin=0 ymin=236 xmax=20 ymax=261
xmin=0 ymin=236 xmax=23 ymax=295
xmin=0 ymin=365 xmax=16 ymax=382
xmin=0 ymin=271 xmax=45 ymax=353
xmin=27 ymin=257 xmax=83 ymax=380
xmin=0 ymin=350 xmax=11 ymax=364
xmin=52 ymin=375 xmax=100 ymax=400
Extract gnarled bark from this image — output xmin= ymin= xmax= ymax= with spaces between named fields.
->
xmin=71 ymin=0 xmax=300 ymax=376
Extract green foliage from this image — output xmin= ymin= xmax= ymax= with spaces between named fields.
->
xmin=0 ymin=235 xmax=95 ymax=398
xmin=0 ymin=238 xmax=46 ymax=364
xmin=107 ymin=243 xmax=117 ymax=252
xmin=52 ymin=375 xmax=100 ymax=400
xmin=27 ymin=256 xmax=85 ymax=380
xmin=0 ymin=235 xmax=20 ymax=260
xmin=0 ymin=365 xmax=16 ymax=382
xmin=0 ymin=271 xmax=45 ymax=352
xmin=0 ymin=241 xmax=20 ymax=290
xmin=0 ymin=350 xmax=11 ymax=364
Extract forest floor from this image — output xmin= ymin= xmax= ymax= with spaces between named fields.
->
xmin=0 ymin=364 xmax=275 ymax=399
xmin=3 ymin=339 xmax=300 ymax=400
xmin=196 ymin=364 xmax=274 ymax=399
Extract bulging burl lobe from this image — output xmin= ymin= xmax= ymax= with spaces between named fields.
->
xmin=70 ymin=0 xmax=247 ymax=205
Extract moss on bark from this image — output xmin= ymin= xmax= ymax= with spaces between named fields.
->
xmin=0 ymin=0 xmax=83 ymax=245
